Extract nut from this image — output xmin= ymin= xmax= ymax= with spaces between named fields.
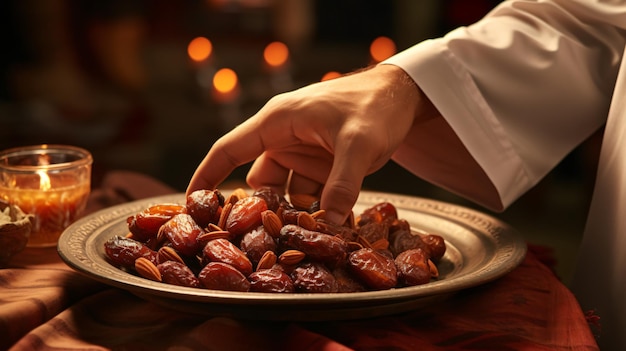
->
xmin=428 ymin=259 xmax=439 ymax=278
xmin=157 ymin=246 xmax=185 ymax=265
xmin=225 ymin=188 xmax=249 ymax=206
xmin=135 ymin=257 xmax=162 ymax=282
xmin=278 ymin=249 xmax=306 ymax=265
xmin=206 ymin=223 xmax=223 ymax=232
xmin=310 ymin=209 xmax=326 ymax=220
xmin=256 ymin=250 xmax=277 ymax=271
xmin=197 ymin=230 xmax=231 ymax=245
xmin=261 ymin=210 xmax=283 ymax=238
xmin=289 ymin=193 xmax=318 ymax=211
xmin=217 ymin=202 xmax=232 ymax=230
xmin=297 ymin=211 xmax=317 ymax=231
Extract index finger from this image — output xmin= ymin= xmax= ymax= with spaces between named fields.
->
xmin=186 ymin=109 xmax=296 ymax=195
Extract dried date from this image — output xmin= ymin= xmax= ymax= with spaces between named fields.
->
xmin=127 ymin=204 xmax=186 ymax=241
xmin=348 ymin=248 xmax=397 ymax=290
xmin=239 ymin=226 xmax=277 ymax=267
xmin=203 ymin=238 xmax=253 ymax=276
xmin=225 ymin=196 xmax=268 ymax=236
xmin=279 ymin=224 xmax=348 ymax=267
xmin=395 ymin=248 xmax=431 ymax=286
xmin=158 ymin=213 xmax=204 ymax=256
xmin=291 ymin=262 xmax=338 ymax=293
xmin=198 ymin=262 xmax=250 ymax=292
xmin=104 ymin=235 xmax=157 ymax=268
xmin=158 ymin=261 xmax=201 ymax=288
xmin=248 ymin=269 xmax=294 ymax=293
xmin=186 ymin=189 xmax=223 ymax=228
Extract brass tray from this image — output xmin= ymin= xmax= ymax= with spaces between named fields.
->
xmin=58 ymin=191 xmax=526 ymax=321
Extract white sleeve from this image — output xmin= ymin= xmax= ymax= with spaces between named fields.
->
xmin=383 ymin=0 xmax=626 ymax=211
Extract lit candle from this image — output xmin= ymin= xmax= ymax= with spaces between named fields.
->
xmin=0 ymin=145 xmax=92 ymax=247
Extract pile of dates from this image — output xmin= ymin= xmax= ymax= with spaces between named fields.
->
xmin=104 ymin=187 xmax=446 ymax=293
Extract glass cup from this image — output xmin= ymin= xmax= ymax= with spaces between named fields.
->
xmin=0 ymin=145 xmax=92 ymax=247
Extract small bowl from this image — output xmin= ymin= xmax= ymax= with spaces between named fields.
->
xmin=0 ymin=199 xmax=33 ymax=266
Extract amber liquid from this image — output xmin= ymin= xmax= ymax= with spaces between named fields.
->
xmin=0 ymin=182 xmax=90 ymax=247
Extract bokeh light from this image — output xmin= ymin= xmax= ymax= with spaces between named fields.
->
xmin=188 ymin=36 xmax=213 ymax=62
xmin=369 ymin=36 xmax=396 ymax=63
xmin=213 ymin=68 xmax=238 ymax=94
xmin=263 ymin=41 xmax=289 ymax=68
xmin=321 ymin=71 xmax=341 ymax=81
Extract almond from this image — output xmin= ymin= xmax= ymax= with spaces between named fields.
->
xmin=279 ymin=249 xmax=306 ymax=265
xmin=310 ymin=209 xmax=326 ymax=220
xmin=157 ymin=246 xmax=185 ymax=265
xmin=135 ymin=257 xmax=162 ymax=282
xmin=225 ymin=188 xmax=249 ymax=206
xmin=217 ymin=202 xmax=232 ymax=230
xmin=197 ymin=230 xmax=231 ymax=245
xmin=262 ymin=210 xmax=283 ymax=238
xmin=256 ymin=250 xmax=277 ymax=271
xmin=428 ymin=259 xmax=439 ymax=278
xmin=289 ymin=193 xmax=318 ymax=211
xmin=297 ymin=211 xmax=317 ymax=231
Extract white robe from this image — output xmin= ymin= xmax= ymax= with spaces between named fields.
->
xmin=384 ymin=0 xmax=626 ymax=349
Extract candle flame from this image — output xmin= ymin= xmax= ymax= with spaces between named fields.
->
xmin=38 ymin=171 xmax=51 ymax=191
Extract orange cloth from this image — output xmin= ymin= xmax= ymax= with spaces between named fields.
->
xmin=1 ymin=171 xmax=599 ymax=350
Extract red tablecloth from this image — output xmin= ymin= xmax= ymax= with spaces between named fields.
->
xmin=1 ymin=171 xmax=600 ymax=350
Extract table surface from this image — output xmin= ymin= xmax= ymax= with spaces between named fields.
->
xmin=1 ymin=171 xmax=600 ymax=351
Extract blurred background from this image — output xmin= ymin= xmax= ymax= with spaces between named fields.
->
xmin=0 ymin=0 xmax=602 ymax=283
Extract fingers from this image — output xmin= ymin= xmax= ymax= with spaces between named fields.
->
xmin=186 ymin=121 xmax=266 ymax=194
xmin=246 ymin=153 xmax=290 ymax=196
xmin=320 ymin=129 xmax=382 ymax=225
xmin=247 ymin=148 xmax=332 ymax=196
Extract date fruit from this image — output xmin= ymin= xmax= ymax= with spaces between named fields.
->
xmin=158 ymin=260 xmax=201 ymax=288
xmin=186 ymin=189 xmax=223 ymax=228
xmin=127 ymin=204 xmax=186 ymax=241
xmin=104 ymin=235 xmax=157 ymax=268
xmin=395 ymin=248 xmax=431 ymax=286
xmin=158 ymin=213 xmax=204 ymax=256
xmin=291 ymin=262 xmax=338 ymax=293
xmin=348 ymin=248 xmax=397 ymax=290
xmin=280 ymin=224 xmax=348 ymax=267
xmin=203 ymin=238 xmax=253 ymax=276
xmin=248 ymin=269 xmax=294 ymax=293
xmin=226 ymin=196 xmax=268 ymax=236
xmin=198 ymin=262 xmax=250 ymax=292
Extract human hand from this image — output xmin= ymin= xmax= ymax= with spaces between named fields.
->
xmin=187 ymin=64 xmax=435 ymax=225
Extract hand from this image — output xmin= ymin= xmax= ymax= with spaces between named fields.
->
xmin=187 ymin=64 xmax=436 ymax=225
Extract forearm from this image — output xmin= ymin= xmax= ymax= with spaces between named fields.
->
xmin=385 ymin=0 xmax=626 ymax=210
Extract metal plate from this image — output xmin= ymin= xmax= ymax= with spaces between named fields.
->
xmin=58 ymin=191 xmax=526 ymax=321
